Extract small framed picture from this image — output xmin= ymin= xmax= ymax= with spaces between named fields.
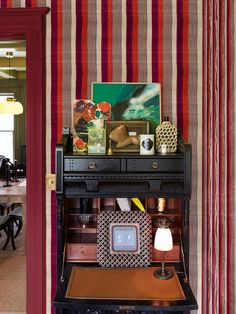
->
xmin=87 ymin=128 xmax=106 ymax=154
xmin=97 ymin=211 xmax=152 ymax=268
xmin=110 ymin=223 xmax=140 ymax=254
xmin=105 ymin=120 xmax=149 ymax=153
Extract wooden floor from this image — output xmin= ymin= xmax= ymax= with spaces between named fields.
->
xmin=0 ymin=229 xmax=26 ymax=313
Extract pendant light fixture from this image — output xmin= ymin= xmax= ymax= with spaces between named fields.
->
xmin=0 ymin=51 xmax=23 ymax=115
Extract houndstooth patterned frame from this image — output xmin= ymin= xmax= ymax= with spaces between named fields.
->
xmin=97 ymin=211 xmax=152 ymax=267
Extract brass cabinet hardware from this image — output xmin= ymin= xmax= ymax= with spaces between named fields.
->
xmin=88 ymin=162 xmax=96 ymax=169
xmin=152 ymin=162 xmax=159 ymax=169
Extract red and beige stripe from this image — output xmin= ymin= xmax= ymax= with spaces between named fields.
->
xmin=152 ymin=0 xmax=163 ymax=84
xmin=101 ymin=0 xmax=113 ymax=82
xmin=162 ymin=0 xmax=173 ymax=120
xmin=112 ymin=0 xmax=122 ymax=82
xmin=87 ymin=0 xmax=97 ymax=98
xmin=202 ymin=0 xmax=235 ymax=313
xmin=76 ymin=0 xmax=88 ymax=99
xmin=137 ymin=0 xmax=147 ymax=83
xmin=177 ymin=0 xmax=189 ymax=141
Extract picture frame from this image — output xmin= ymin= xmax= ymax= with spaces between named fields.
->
xmin=87 ymin=127 xmax=106 ymax=155
xmin=97 ymin=211 xmax=152 ymax=268
xmin=92 ymin=82 xmax=161 ymax=133
xmin=105 ymin=120 xmax=149 ymax=153
xmin=110 ymin=223 xmax=140 ymax=254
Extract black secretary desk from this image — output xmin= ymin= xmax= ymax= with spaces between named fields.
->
xmin=54 ymin=132 xmax=198 ymax=314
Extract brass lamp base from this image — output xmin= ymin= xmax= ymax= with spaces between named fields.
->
xmin=154 ymin=269 xmax=173 ymax=280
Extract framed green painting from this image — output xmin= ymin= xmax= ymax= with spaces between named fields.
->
xmin=91 ymin=82 xmax=161 ymax=133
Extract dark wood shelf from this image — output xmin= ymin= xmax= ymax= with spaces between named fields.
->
xmin=147 ymin=208 xmax=181 ymax=216
xmin=67 ymin=232 xmax=97 ymax=244
xmin=68 ymin=207 xmax=99 ymax=215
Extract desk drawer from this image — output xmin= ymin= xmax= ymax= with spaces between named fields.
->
xmin=67 ymin=243 xmax=97 ymax=261
xmin=127 ymin=158 xmax=184 ymax=172
xmin=64 ymin=158 xmax=120 ymax=172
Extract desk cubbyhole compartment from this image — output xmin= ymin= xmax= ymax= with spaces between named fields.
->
xmin=65 ymin=197 xmax=183 ymax=263
xmin=147 ymin=198 xmax=182 ymax=263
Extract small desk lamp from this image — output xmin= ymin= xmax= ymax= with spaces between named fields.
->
xmin=154 ymin=218 xmax=173 ymax=280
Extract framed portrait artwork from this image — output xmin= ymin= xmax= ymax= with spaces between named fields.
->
xmin=92 ymin=82 xmax=161 ymax=133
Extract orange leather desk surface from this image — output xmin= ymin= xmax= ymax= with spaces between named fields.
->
xmin=66 ymin=267 xmax=186 ymax=301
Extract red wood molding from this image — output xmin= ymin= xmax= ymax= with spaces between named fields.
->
xmin=0 ymin=7 xmax=49 ymax=314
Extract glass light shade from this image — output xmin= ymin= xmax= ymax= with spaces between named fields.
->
xmin=0 ymin=97 xmax=23 ymax=115
xmin=154 ymin=227 xmax=173 ymax=251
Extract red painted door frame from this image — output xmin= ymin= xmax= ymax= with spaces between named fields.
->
xmin=0 ymin=7 xmax=49 ymax=314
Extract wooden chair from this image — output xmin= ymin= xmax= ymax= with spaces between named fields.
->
xmin=9 ymin=205 xmax=23 ymax=238
xmin=0 ymin=214 xmax=15 ymax=250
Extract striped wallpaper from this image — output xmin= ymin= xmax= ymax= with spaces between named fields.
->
xmin=0 ymin=1 xmax=235 ymax=314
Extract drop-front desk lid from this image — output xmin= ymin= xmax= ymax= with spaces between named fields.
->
xmin=54 ymin=263 xmax=198 ymax=312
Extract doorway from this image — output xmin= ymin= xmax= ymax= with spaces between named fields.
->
xmin=0 ymin=7 xmax=49 ymax=314
xmin=0 ymin=39 xmax=26 ymax=312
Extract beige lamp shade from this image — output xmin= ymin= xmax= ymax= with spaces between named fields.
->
xmin=0 ymin=97 xmax=23 ymax=115
xmin=154 ymin=227 xmax=173 ymax=252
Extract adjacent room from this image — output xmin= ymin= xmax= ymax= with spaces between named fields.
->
xmin=0 ymin=40 xmax=26 ymax=313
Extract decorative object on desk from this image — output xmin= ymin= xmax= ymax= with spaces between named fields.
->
xmin=110 ymin=124 xmax=139 ymax=148
xmin=155 ymin=116 xmax=178 ymax=153
xmin=110 ymin=223 xmax=139 ymax=254
xmin=97 ymin=211 xmax=152 ymax=267
xmin=79 ymin=214 xmax=90 ymax=228
xmin=140 ymin=134 xmax=155 ymax=155
xmin=157 ymin=198 xmax=166 ymax=212
xmin=159 ymin=144 xmax=168 ymax=154
xmin=73 ymin=99 xmax=111 ymax=153
xmin=105 ymin=120 xmax=149 ymax=153
xmin=87 ymin=127 xmax=106 ymax=154
xmin=154 ymin=218 xmax=173 ymax=280
xmin=0 ymin=52 xmax=23 ymax=115
xmin=92 ymin=82 xmax=161 ymax=133
xmin=73 ymin=131 xmax=88 ymax=153
xmin=116 ymin=198 xmax=131 ymax=211
xmin=107 ymin=139 xmax=113 ymax=155
xmin=131 ymin=198 xmax=145 ymax=212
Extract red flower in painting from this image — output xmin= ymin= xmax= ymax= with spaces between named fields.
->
xmin=97 ymin=102 xmax=111 ymax=113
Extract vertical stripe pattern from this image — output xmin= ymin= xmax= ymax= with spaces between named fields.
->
xmin=0 ymin=1 xmax=235 ymax=314
xmin=202 ymin=0 xmax=235 ymax=314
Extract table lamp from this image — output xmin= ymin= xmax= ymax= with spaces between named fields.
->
xmin=154 ymin=218 xmax=173 ymax=280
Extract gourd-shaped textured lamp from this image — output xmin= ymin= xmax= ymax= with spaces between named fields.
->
xmin=155 ymin=116 xmax=177 ymax=153
xmin=154 ymin=218 xmax=173 ymax=280
xmin=0 ymin=51 xmax=23 ymax=115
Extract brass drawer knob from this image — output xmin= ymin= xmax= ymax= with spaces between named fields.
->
xmin=88 ymin=162 xmax=96 ymax=169
xmin=152 ymin=162 xmax=159 ymax=169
